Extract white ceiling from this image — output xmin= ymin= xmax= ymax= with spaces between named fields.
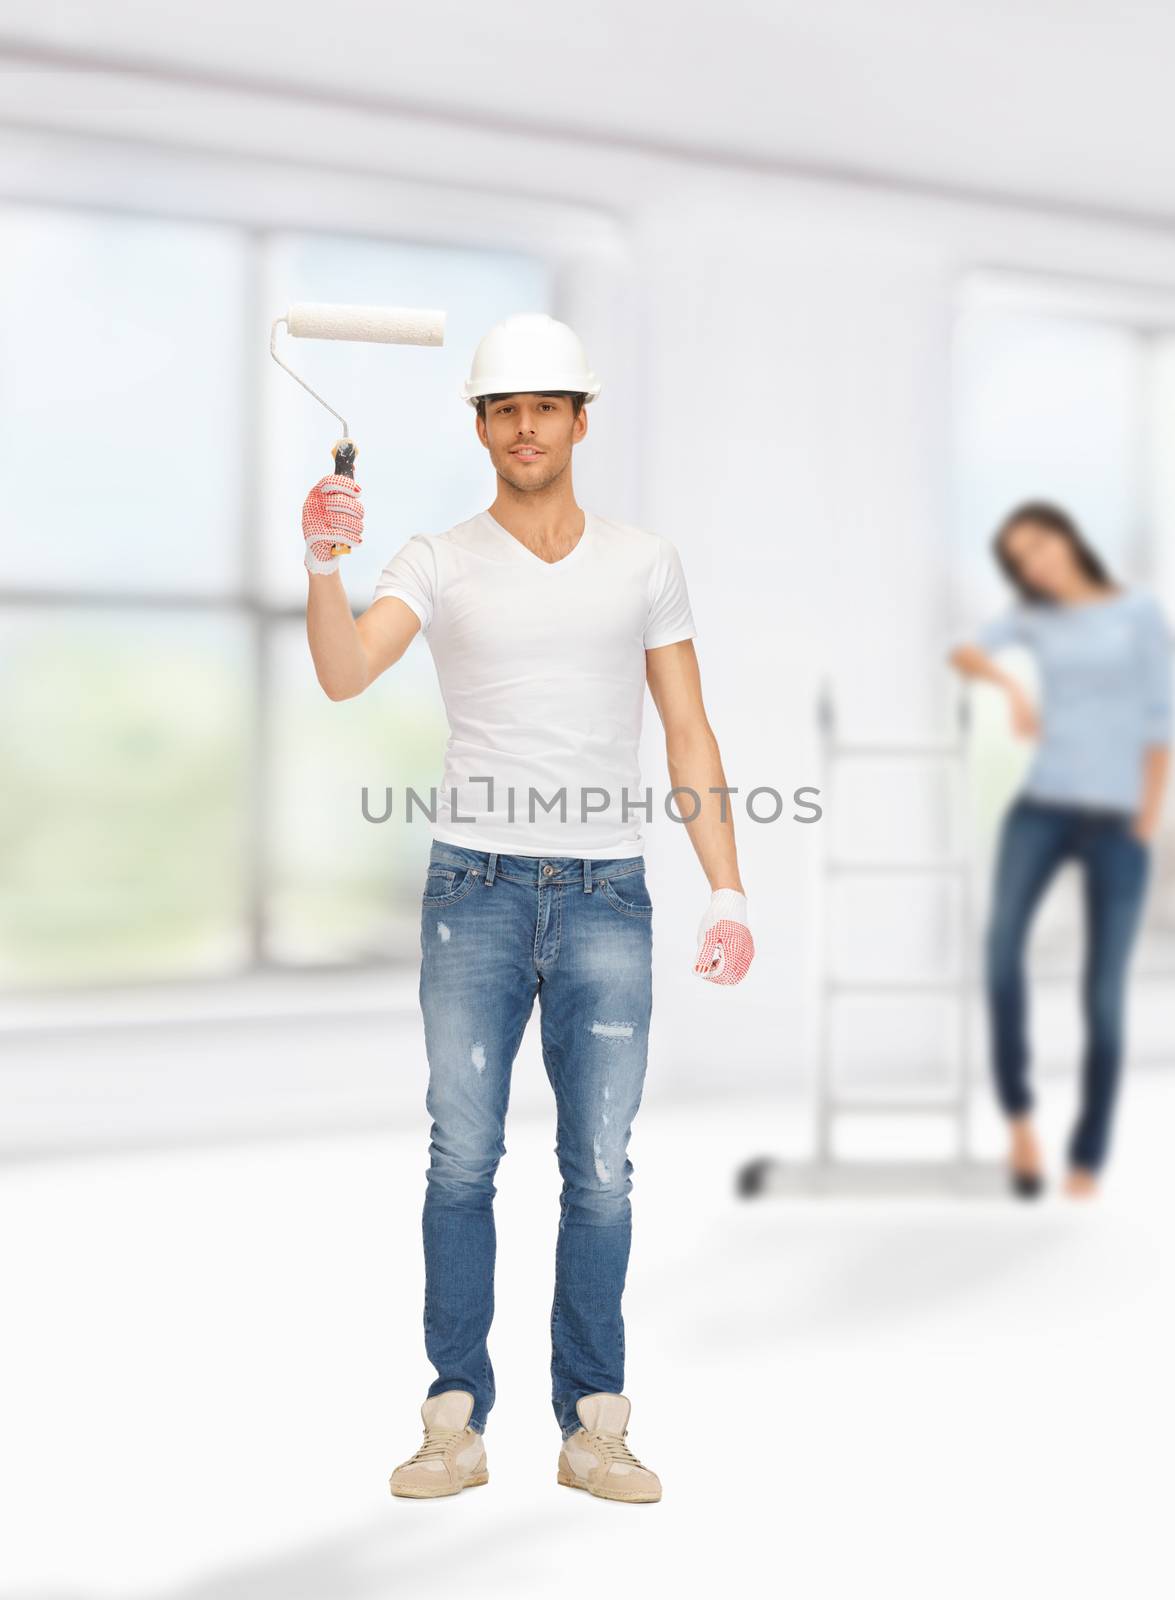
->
xmin=2 ymin=0 xmax=1174 ymax=225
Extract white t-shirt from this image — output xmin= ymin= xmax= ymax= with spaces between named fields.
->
xmin=370 ymin=507 xmax=697 ymax=857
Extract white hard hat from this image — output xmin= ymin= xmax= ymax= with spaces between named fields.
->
xmin=460 ymin=312 xmax=602 ymax=407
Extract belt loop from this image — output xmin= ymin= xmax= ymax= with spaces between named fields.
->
xmin=583 ymin=857 xmax=593 ymax=893
xmin=485 ymin=851 xmax=497 ymax=886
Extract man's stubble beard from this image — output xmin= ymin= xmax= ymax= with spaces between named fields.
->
xmin=492 ymin=445 xmax=573 ymax=495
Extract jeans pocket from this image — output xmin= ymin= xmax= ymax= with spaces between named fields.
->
xmin=1131 ymin=833 xmax=1153 ymax=870
xmin=422 ymin=865 xmax=480 ymax=906
xmin=1116 ymin=817 xmax=1151 ymax=853
xmin=597 ymin=870 xmax=653 ymax=918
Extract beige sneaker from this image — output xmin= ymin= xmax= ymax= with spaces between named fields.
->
xmin=389 ymin=1390 xmax=488 ymax=1499
xmin=557 ymin=1393 xmax=661 ymax=1502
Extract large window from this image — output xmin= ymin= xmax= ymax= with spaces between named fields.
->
xmin=0 ymin=202 xmax=550 ymax=989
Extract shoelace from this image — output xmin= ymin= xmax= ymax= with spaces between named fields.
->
xmin=406 ymin=1425 xmax=466 ymax=1464
xmin=587 ymin=1429 xmax=647 ymax=1470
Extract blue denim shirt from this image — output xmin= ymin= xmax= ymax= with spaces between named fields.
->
xmin=968 ymin=587 xmax=1173 ymax=811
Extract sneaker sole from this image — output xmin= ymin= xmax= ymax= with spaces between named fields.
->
xmin=557 ymin=1466 xmax=660 ymax=1502
xmin=390 ymin=1471 xmax=489 ymax=1499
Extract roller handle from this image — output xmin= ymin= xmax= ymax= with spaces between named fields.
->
xmin=330 ymin=439 xmax=359 ymax=555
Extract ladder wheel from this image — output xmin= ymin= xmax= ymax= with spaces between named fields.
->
xmin=735 ymin=1156 xmax=779 ymax=1198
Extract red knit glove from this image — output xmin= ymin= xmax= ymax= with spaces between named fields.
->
xmin=302 ymin=474 xmax=364 ymax=574
xmin=695 ymin=889 xmax=754 ymax=985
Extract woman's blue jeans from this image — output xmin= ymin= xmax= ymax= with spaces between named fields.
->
xmin=984 ymin=795 xmax=1152 ymax=1172
xmin=416 ymin=842 xmax=654 ymax=1439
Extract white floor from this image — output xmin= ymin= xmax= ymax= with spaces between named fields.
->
xmin=4 ymin=1073 xmax=1175 ymax=1600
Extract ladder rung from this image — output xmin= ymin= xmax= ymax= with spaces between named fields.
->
xmin=828 ymin=859 xmax=969 ymax=874
xmin=830 ymin=1096 xmax=964 ymax=1116
xmin=833 ymin=743 xmax=965 ymax=760
xmin=827 ymin=977 xmax=966 ymax=994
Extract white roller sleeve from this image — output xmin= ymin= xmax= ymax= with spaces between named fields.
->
xmin=286 ymin=301 xmax=445 ymax=346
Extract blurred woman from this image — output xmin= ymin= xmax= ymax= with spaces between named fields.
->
xmin=949 ymin=502 xmax=1172 ymax=1199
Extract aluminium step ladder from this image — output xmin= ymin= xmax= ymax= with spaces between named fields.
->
xmin=738 ymin=676 xmax=1003 ymax=1197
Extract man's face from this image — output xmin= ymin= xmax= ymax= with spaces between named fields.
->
xmin=476 ymin=393 xmax=587 ymax=493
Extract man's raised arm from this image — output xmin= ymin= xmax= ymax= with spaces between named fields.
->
xmin=301 ymin=469 xmax=422 ymax=700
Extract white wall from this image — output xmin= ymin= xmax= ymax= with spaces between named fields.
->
xmin=5 ymin=77 xmax=1175 ymax=1130
xmin=627 ymin=168 xmax=1175 ymax=1092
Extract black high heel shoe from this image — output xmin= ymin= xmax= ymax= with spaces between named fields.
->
xmin=1009 ymin=1167 xmax=1045 ymax=1199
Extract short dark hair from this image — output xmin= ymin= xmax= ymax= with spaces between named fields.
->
xmin=992 ymin=499 xmax=1115 ymax=603
xmin=475 ymin=391 xmax=587 ymax=421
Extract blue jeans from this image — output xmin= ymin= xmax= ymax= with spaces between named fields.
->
xmin=984 ymin=795 xmax=1152 ymax=1171
xmin=416 ymin=842 xmax=654 ymax=1439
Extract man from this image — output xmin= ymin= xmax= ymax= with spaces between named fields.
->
xmin=302 ymin=312 xmax=753 ymax=1504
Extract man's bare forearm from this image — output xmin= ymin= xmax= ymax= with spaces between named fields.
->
xmin=307 ymin=570 xmax=368 ymax=701
xmin=665 ymin=722 xmax=744 ymax=892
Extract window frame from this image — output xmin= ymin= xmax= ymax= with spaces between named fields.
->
xmin=0 ymin=155 xmax=632 ymax=990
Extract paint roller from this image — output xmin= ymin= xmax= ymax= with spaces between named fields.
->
xmin=270 ymin=301 xmax=446 ymax=554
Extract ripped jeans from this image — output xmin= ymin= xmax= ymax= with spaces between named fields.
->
xmin=415 ymin=841 xmax=654 ymax=1440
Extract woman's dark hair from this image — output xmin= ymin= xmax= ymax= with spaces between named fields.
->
xmin=992 ymin=500 xmax=1116 ymax=604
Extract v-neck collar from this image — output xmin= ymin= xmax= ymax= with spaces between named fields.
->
xmin=481 ymin=508 xmax=593 ymax=572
